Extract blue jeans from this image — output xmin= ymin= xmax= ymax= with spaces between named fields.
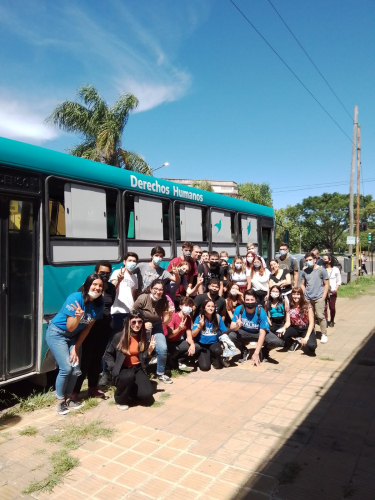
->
xmin=46 ymin=323 xmax=82 ymax=399
xmin=152 ymin=323 xmax=167 ymax=375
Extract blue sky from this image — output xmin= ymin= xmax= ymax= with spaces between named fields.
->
xmin=0 ymin=0 xmax=374 ymax=209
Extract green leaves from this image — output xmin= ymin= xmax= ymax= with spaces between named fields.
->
xmin=191 ymin=180 xmax=214 ymax=192
xmin=238 ymin=182 xmax=273 ymax=207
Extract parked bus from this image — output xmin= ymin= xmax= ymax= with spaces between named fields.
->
xmin=0 ymin=136 xmax=274 ymax=385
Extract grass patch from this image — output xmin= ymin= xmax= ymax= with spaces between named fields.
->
xmin=45 ymin=419 xmax=114 ymax=450
xmin=170 ymin=369 xmax=188 ymax=379
xmin=338 ymin=275 xmax=375 ymax=299
xmin=108 ymin=400 xmax=116 ymax=406
xmin=152 ymin=392 xmax=171 ymax=408
xmin=23 ymin=450 xmax=79 ymax=494
xmin=33 ymin=448 xmax=46 ymax=455
xmin=12 ymin=388 xmax=55 ymax=413
xmin=277 ymin=461 xmax=302 ymax=485
xmin=320 ymin=356 xmax=335 ymax=362
xmin=357 ymin=358 xmax=375 ymax=366
xmin=106 ymin=385 xmax=116 ymax=396
xmin=19 ymin=426 xmax=38 ymax=436
xmin=75 ymin=397 xmax=99 ymax=413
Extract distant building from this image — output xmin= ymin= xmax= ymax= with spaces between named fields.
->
xmin=164 ymin=179 xmax=239 ymax=197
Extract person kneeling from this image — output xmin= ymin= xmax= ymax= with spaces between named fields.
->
xmin=192 ymin=299 xmax=227 ymax=371
xmin=167 ymin=297 xmax=200 ymax=368
xmin=105 ymin=312 xmax=156 ymax=410
xmin=283 ymin=288 xmax=317 ymax=354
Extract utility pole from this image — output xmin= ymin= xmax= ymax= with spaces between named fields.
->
xmin=348 ymin=105 xmax=358 ymax=283
xmin=356 ymin=125 xmax=361 ymax=280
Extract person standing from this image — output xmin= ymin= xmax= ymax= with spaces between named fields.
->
xmin=246 ymin=243 xmax=266 ymax=267
xmin=269 ymin=258 xmax=292 ymax=299
xmin=231 ymin=256 xmax=247 ymax=293
xmin=312 ymin=248 xmax=325 ymax=267
xmin=361 ymin=251 xmax=368 ymax=275
xmin=300 ymin=252 xmax=329 ymax=343
xmin=167 ymin=241 xmax=197 ymax=284
xmin=46 ymin=274 xmax=104 ymax=414
xmin=137 ymin=246 xmax=180 ymax=291
xmin=73 ymin=261 xmax=116 ymax=399
xmin=197 ymin=251 xmax=224 ymax=296
xmin=194 ymin=278 xmax=226 ymax=322
xmin=247 ymin=256 xmax=271 ymax=306
xmin=277 ymin=242 xmax=299 ymax=286
xmin=322 ymin=254 xmax=341 ymax=327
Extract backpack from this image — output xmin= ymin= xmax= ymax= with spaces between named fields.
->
xmin=239 ymin=304 xmax=262 ymax=327
xmin=290 ymin=256 xmax=296 ymax=275
xmin=200 ymin=262 xmax=210 ymax=292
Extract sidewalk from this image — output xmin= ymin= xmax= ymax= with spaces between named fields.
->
xmin=1 ymin=293 xmax=375 ymax=500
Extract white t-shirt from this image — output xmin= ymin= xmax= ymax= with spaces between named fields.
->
xmin=326 ymin=267 xmax=341 ymax=292
xmin=231 ymin=271 xmax=247 ymax=287
xmin=251 ymin=269 xmax=271 ymax=292
xmin=110 ymin=269 xmax=138 ymax=314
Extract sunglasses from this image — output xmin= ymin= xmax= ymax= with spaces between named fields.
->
xmin=130 ymin=319 xmax=143 ymax=325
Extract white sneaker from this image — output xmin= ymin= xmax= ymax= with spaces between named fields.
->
xmin=320 ymin=334 xmax=328 ymax=343
xmin=149 ymin=356 xmax=157 ymax=365
xmin=157 ymin=374 xmax=173 ymax=384
xmin=116 ymin=404 xmax=129 ymax=411
xmin=178 ymin=361 xmax=187 ymax=369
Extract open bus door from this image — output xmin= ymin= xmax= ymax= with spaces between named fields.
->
xmin=0 ymin=168 xmax=41 ymax=383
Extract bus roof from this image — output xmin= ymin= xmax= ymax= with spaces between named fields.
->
xmin=0 ymin=136 xmax=274 ymax=218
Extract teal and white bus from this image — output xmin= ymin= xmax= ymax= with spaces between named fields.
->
xmin=0 ymin=136 xmax=274 ymax=385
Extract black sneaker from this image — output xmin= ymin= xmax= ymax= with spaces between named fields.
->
xmin=99 ymin=372 xmax=111 ymax=387
xmin=56 ymin=401 xmax=69 ymax=415
xmin=288 ymin=341 xmax=301 ymax=352
xmin=261 ymin=346 xmax=270 ymax=362
xmin=238 ymin=348 xmax=248 ymax=364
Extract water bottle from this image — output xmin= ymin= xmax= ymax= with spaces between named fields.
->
xmin=71 ymin=361 xmax=82 ymax=376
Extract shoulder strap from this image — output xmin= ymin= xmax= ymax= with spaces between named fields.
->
xmin=202 ymin=262 xmax=209 ymax=276
xmin=239 ymin=305 xmax=245 ymax=316
xmin=317 ymin=266 xmax=323 ymax=280
xmin=257 ymin=304 xmax=262 ymax=324
xmin=290 ymin=257 xmax=295 ymax=272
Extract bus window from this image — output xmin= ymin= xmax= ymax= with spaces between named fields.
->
xmin=132 ymin=195 xmax=170 ymax=241
xmin=211 ymin=209 xmax=233 ymax=243
xmin=176 ymin=203 xmax=207 ymax=242
xmin=125 ymin=193 xmax=135 ymax=239
xmin=239 ymin=214 xmax=258 ymax=244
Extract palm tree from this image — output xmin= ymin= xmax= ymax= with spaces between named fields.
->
xmin=192 ymin=180 xmax=214 ymax=192
xmin=46 ymin=85 xmax=152 ymax=175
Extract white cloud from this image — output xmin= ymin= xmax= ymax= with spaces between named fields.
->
xmin=0 ymin=99 xmax=58 ymax=144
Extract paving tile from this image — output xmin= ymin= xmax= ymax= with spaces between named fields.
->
xmin=156 ymin=464 xmax=189 ymax=482
xmin=93 ymin=482 xmax=131 ymax=499
xmin=115 ymin=468 xmax=149 ymax=489
xmin=137 ymin=477 xmax=173 ymax=498
xmin=179 ymin=470 xmax=214 ymax=491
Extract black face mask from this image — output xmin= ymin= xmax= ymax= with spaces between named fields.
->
xmin=210 ymin=261 xmax=218 ymax=268
xmin=245 ymin=303 xmax=256 ymax=310
xmin=209 ymin=290 xmax=219 ymax=298
xmin=99 ymin=273 xmax=110 ymax=283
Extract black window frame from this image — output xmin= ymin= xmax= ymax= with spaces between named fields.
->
xmin=173 ymin=200 xmax=210 ymax=249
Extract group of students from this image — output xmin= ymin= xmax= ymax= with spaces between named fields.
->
xmin=46 ymin=241 xmax=342 ymax=415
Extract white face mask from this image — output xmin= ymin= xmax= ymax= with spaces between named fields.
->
xmin=126 ymin=261 xmax=137 ymax=272
xmin=235 ymin=263 xmax=242 ymax=269
xmin=88 ymin=290 xmax=101 ymax=299
xmin=221 ymin=257 xmax=228 ymax=261
xmin=181 ymin=306 xmax=192 ymax=315
xmin=253 ymin=263 xmax=261 ymax=269
xmin=150 ymin=293 xmax=161 ymax=301
xmin=247 ymin=257 xmax=253 ymax=263
xmin=270 ymin=292 xmax=280 ymax=299
xmin=230 ymin=289 xmax=238 ymax=296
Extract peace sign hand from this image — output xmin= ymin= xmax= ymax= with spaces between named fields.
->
xmin=197 ymin=273 xmax=204 ymax=285
xmin=198 ymin=314 xmax=205 ymax=328
xmin=118 ymin=267 xmax=125 ymax=282
xmin=179 ymin=317 xmax=187 ymax=330
xmin=236 ymin=316 xmax=243 ymax=329
xmin=71 ymin=301 xmax=84 ymax=319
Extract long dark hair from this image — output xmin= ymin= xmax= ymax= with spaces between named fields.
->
xmin=82 ymin=273 xmax=104 ymax=306
xmin=117 ymin=310 xmax=148 ymax=354
xmin=266 ymin=285 xmax=284 ymax=314
xmin=144 ymin=278 xmax=169 ymax=315
xmin=290 ymin=287 xmax=309 ymax=314
xmin=226 ymin=282 xmax=244 ymax=313
xmin=199 ymin=299 xmax=219 ymax=333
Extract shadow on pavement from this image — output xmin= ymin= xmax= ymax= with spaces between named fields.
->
xmin=235 ymin=328 xmax=375 ymax=500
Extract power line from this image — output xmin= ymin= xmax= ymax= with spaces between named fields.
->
xmin=272 ymin=177 xmax=375 ymax=192
xmin=228 ymin=0 xmax=354 ymax=144
xmin=272 ymin=178 xmax=375 ymax=195
xmin=266 ymin=0 xmax=353 ymax=120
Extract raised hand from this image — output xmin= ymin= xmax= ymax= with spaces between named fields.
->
xmin=236 ymin=316 xmax=243 ymax=329
xmin=71 ymin=301 xmax=84 ymax=319
xmin=198 ymin=314 xmax=205 ymax=329
xmin=145 ymin=321 xmax=153 ymax=331
xmin=118 ymin=267 xmax=125 ymax=282
xmin=179 ymin=317 xmax=187 ymax=330
xmin=149 ymin=335 xmax=156 ymax=353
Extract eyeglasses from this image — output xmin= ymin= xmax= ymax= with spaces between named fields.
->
xmin=130 ymin=319 xmax=143 ymax=325
xmin=152 ymin=288 xmax=163 ymax=293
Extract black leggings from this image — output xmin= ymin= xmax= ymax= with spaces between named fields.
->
xmin=228 ymin=328 xmax=284 ymax=351
xmin=114 ymin=365 xmax=154 ymax=405
xmin=74 ymin=321 xmax=112 ymax=393
xmin=197 ymin=342 xmax=223 ymax=371
xmin=167 ymin=339 xmax=201 ymax=360
xmin=269 ymin=320 xmax=285 ymax=335
xmin=283 ymin=326 xmax=317 ymax=352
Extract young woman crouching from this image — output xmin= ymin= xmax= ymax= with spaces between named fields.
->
xmin=283 ymin=287 xmax=317 ymax=353
xmin=265 ymin=285 xmax=290 ymax=336
xmin=105 ymin=311 xmax=156 ymax=410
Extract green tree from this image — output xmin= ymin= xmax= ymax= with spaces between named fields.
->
xmin=191 ymin=180 xmax=214 ymax=192
xmin=46 ymin=85 xmax=152 ymax=175
xmin=238 ymin=182 xmax=273 ymax=207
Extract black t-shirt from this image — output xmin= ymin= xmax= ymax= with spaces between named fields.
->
xmin=194 ymin=293 xmax=226 ymax=319
xmin=270 ymin=269 xmax=291 ymax=293
xmin=197 ymin=263 xmax=223 ymax=292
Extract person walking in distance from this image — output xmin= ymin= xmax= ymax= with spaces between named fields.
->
xmin=322 ymin=253 xmax=341 ymax=327
xmin=361 ymin=251 xmax=368 ymax=275
xmin=300 ymin=252 xmax=329 ymax=343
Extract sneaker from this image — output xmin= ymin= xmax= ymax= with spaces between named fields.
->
xmin=99 ymin=372 xmax=111 ymax=387
xmin=222 ymin=358 xmax=231 ymax=368
xmin=149 ymin=356 xmax=158 ymax=365
xmin=320 ymin=334 xmax=328 ymax=344
xmin=178 ymin=361 xmax=187 ymax=369
xmin=157 ymin=374 xmax=173 ymax=384
xmin=238 ymin=348 xmax=248 ymax=364
xmin=289 ymin=341 xmax=301 ymax=352
xmin=67 ymin=400 xmax=84 ymax=410
xmin=116 ymin=404 xmax=129 ymax=411
xmin=57 ymin=401 xmax=69 ymax=415
xmin=88 ymin=386 xmax=105 ymax=398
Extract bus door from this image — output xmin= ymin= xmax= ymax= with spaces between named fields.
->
xmin=260 ymin=217 xmax=274 ymax=266
xmin=0 ymin=181 xmax=40 ymax=381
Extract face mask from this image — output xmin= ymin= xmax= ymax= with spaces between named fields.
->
xmin=209 ymin=290 xmax=219 ymax=298
xmin=183 ymin=251 xmax=191 ymax=258
xmin=306 ymin=261 xmax=314 ymax=267
xmin=178 ymin=268 xmax=186 ymax=276
xmin=221 ymin=257 xmax=228 ymax=261
xmin=99 ymin=273 xmax=109 ymax=283
xmin=150 ymin=293 xmax=161 ymax=301
xmin=88 ymin=290 xmax=101 ymax=299
xmin=126 ymin=261 xmax=137 ymax=272
xmin=270 ymin=292 xmax=280 ymax=298
xmin=210 ymin=261 xmax=218 ymax=268
xmin=230 ymin=289 xmax=238 ymax=296
xmin=247 ymin=257 xmax=253 ymax=263
xmin=153 ymin=256 xmax=162 ymax=265
xmin=235 ymin=263 xmax=242 ymax=270
xmin=253 ymin=263 xmax=261 ymax=269
xmin=280 ymin=250 xmax=287 ymax=256
xmin=181 ymin=306 xmax=192 ymax=315
xmin=245 ymin=303 xmax=256 ymax=310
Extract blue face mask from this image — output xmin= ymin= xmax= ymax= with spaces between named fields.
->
xmin=126 ymin=261 xmax=137 ymax=272
xmin=306 ymin=260 xmax=314 ymax=267
xmin=153 ymin=256 xmax=162 ymax=265
xmin=280 ymin=250 xmax=287 ymax=256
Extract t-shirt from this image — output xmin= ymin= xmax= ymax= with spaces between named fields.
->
xmin=78 ymin=283 xmax=115 ymax=322
xmin=133 ymin=293 xmax=169 ymax=325
xmin=277 ymin=255 xmax=299 ymax=284
xmin=290 ymin=305 xmax=312 ymax=328
xmin=193 ymin=315 xmax=227 ymax=344
xmin=137 ymin=262 xmax=173 ymax=291
xmin=194 ymin=293 xmax=226 ymax=318
xmin=231 ymin=271 xmax=247 ymax=287
xmin=111 ymin=269 xmax=138 ymax=314
xmin=233 ymin=305 xmax=269 ymax=333
xmin=270 ymin=269 xmax=291 ymax=294
xmin=51 ymin=291 xmax=104 ymax=334
xmin=167 ymin=312 xmax=192 ymax=342
xmin=326 ymin=267 xmax=342 ymax=292
xmin=167 ymin=257 xmax=198 ymax=280
xmin=197 ymin=263 xmax=223 ymax=292
xmin=301 ymin=266 xmax=328 ymax=300
xmin=251 ymin=269 xmax=271 ymax=292
xmin=269 ymin=301 xmax=286 ymax=319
